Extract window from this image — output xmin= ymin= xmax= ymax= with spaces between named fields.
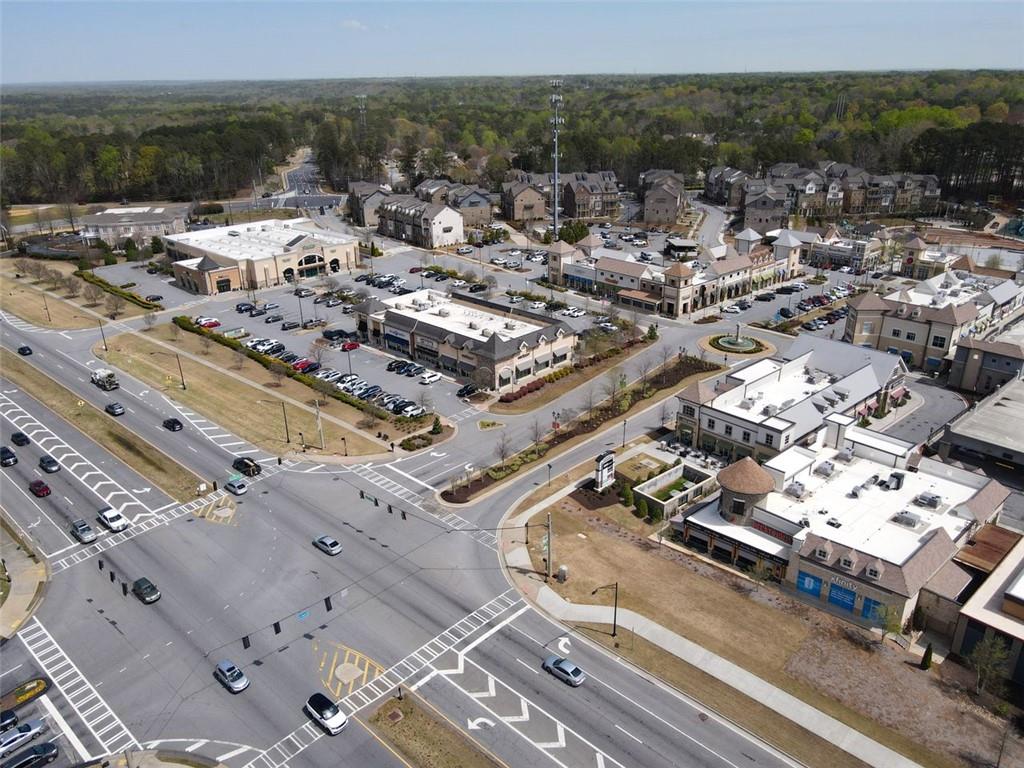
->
xmin=724 ymin=425 xmax=733 ymax=437
xmin=816 ymin=548 xmax=828 ymax=560
xmin=891 ymin=329 xmax=901 ymax=339
xmin=784 ymin=435 xmax=791 ymax=446
xmin=765 ymin=434 xmax=775 ymax=447
xmin=905 ymin=332 xmax=916 ymax=342
xmin=706 ymin=418 xmax=716 ymax=430
xmin=742 ymin=430 xmax=751 ymax=443
xmin=866 ymin=567 xmax=880 ymax=580
xmin=731 ymin=499 xmax=746 ymax=516
xmin=931 ymin=335 xmax=947 ymax=348
xmin=861 ymin=322 xmax=874 ymax=333
xmin=840 ymin=557 xmax=853 ymax=570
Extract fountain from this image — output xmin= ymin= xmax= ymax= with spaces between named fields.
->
xmin=710 ymin=324 xmax=761 ymax=354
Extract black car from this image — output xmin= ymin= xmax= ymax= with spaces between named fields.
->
xmin=145 ymin=295 xmax=163 ymax=302
xmin=232 ymin=457 xmax=262 ymax=477
xmin=779 ymin=307 xmax=795 ymax=319
xmin=0 ymin=710 xmax=16 ymax=732
xmin=249 ymin=308 xmax=267 ymax=317
xmin=434 ymin=274 xmax=449 ymax=282
xmin=38 ymin=456 xmax=59 ymax=473
xmin=386 ymin=359 xmax=406 ymax=372
xmin=279 ymin=352 xmax=300 ymax=364
xmin=1 ymin=742 xmax=58 ymax=768
xmin=10 ymin=433 xmax=29 ymax=447
xmin=468 ymin=283 xmax=488 ymax=293
xmin=313 ymin=295 xmax=329 ymax=304
xmin=322 ymin=329 xmax=347 ymax=341
xmin=755 ymin=292 xmax=776 ymax=302
xmin=104 ymin=402 xmax=125 ymax=417
xmin=162 ymin=418 xmax=183 ymax=432
xmin=303 ymin=362 xmax=321 ymax=374
xmin=354 ymin=274 xmax=370 ymax=283
xmin=0 ymin=448 xmax=16 ymax=468
xmin=456 ymin=383 xmax=477 ymax=398
xmin=16 ymin=346 xmax=32 ymax=356
xmin=281 ymin=321 xmax=300 ymax=331
xmin=235 ymin=302 xmax=254 ymax=313
xmin=131 ymin=577 xmax=161 ymax=604
xmin=146 ymin=267 xmax=161 ymax=275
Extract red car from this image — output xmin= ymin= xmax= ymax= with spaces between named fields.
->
xmin=292 ymin=358 xmax=312 ymax=371
xmin=341 ymin=341 xmax=360 ymax=352
xmin=409 ymin=267 xmax=423 ymax=274
xmin=201 ymin=319 xmax=221 ymax=328
xmin=29 ymin=480 xmax=51 ymax=497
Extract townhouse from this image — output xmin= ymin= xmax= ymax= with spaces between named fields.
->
xmin=376 ymin=195 xmax=465 ymax=249
xmin=501 ymin=181 xmax=546 ymax=222
xmin=561 ymin=171 xmax=621 ymax=220
xmin=347 ymin=181 xmax=391 ymax=228
xmin=639 ymin=169 xmax=687 ymax=226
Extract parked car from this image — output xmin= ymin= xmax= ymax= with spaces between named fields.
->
xmin=163 ymin=418 xmax=183 ymax=432
xmin=281 ymin=321 xmax=300 ymax=331
xmin=145 ymin=294 xmax=163 ymax=302
xmin=232 ymin=457 xmax=262 ymax=477
xmin=98 ymin=507 xmax=128 ymax=532
xmin=28 ymin=480 xmax=50 ymax=498
xmin=69 ymin=519 xmax=97 ymax=544
xmin=0 ymin=721 xmax=47 ymax=757
xmin=722 ymin=305 xmax=741 ymax=314
xmin=226 ymin=479 xmax=248 ymax=496
xmin=313 ymin=535 xmax=342 ymax=556
xmin=10 ymin=433 xmax=29 ymax=447
xmin=214 ymin=661 xmax=250 ymax=694
xmin=0 ymin=447 xmax=16 ymax=468
xmin=305 ymin=693 xmax=348 ymax=735
xmin=541 ymin=655 xmax=586 ymax=687
xmin=755 ymin=292 xmax=776 ymax=302
xmin=131 ymin=577 xmax=161 ymax=604
xmin=779 ymin=307 xmax=795 ymax=319
xmin=404 ymin=364 xmax=425 ymax=377
xmin=420 ymin=371 xmax=441 ymax=384
xmin=235 ymin=303 xmax=254 ymax=313
xmin=456 ymin=383 xmax=477 ymax=398
xmin=38 ymin=455 xmax=59 ymax=473
xmin=341 ymin=341 xmax=360 ymax=352
xmin=249 ymin=308 xmax=267 ymax=317
xmin=0 ymin=742 xmax=58 ymax=768
xmin=456 ymin=246 xmax=473 ymax=255
xmin=0 ymin=711 xmax=16 ymax=733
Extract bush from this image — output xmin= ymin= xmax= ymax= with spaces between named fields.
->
xmin=400 ymin=434 xmax=433 ymax=451
xmin=635 ymin=497 xmax=649 ymax=519
xmin=622 ymin=484 xmax=634 ymax=506
xmin=920 ymin=643 xmax=933 ymax=671
xmin=103 ymin=254 xmax=117 ymax=266
xmin=194 ymin=203 xmax=224 ymax=215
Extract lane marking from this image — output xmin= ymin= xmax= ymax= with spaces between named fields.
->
xmin=0 ymin=663 xmax=23 ymax=679
xmin=515 ymin=658 xmax=539 ymax=674
xmin=614 ymin=724 xmax=642 ymax=744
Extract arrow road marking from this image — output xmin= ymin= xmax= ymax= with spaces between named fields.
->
xmin=131 ymin=487 xmax=152 ymax=494
xmin=467 ymin=717 xmax=494 ymax=730
xmin=557 ymin=636 xmax=571 ymax=655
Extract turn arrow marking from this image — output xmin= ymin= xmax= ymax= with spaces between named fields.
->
xmin=131 ymin=488 xmax=152 ymax=494
xmin=467 ymin=717 xmax=494 ymax=730
xmin=557 ymin=636 xmax=571 ymax=655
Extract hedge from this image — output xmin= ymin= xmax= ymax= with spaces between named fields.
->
xmin=76 ymin=270 xmax=163 ymax=310
xmin=487 ymin=441 xmax=550 ymax=480
xmin=400 ymin=434 xmax=433 ymax=451
xmin=194 ymin=203 xmax=225 ymax=215
xmin=172 ymin=316 xmax=415 ymax=425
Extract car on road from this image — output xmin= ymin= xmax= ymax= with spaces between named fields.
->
xmin=196 ymin=318 xmax=221 ymax=328
xmin=69 ymin=519 xmax=97 ymax=544
xmin=456 ymin=383 xmax=477 ymax=398
xmin=232 ymin=457 xmax=262 ymax=477
xmin=147 ymin=266 xmax=162 ymax=274
xmin=214 ymin=661 xmax=250 ymax=694
xmin=305 ymin=692 xmax=347 ymax=734
xmin=28 ymin=480 xmax=50 ymax=498
xmin=313 ymin=535 xmax=342 ymax=556
xmin=722 ymin=305 xmax=741 ymax=314
xmin=434 ymin=273 xmax=449 ymax=282
xmin=0 ymin=721 xmax=47 ymax=758
xmin=599 ymin=222 xmax=612 ymax=229
xmin=98 ymin=507 xmax=128 ymax=532
xmin=450 ymin=279 xmax=467 ymax=288
xmin=541 ymin=655 xmax=586 ymax=687
xmin=0 ymin=711 xmax=15 ymax=732
xmin=490 ymin=257 xmax=507 ymax=266
xmin=456 ymin=246 xmax=474 ymax=255
xmin=226 ymin=479 xmax=248 ymax=496
xmin=145 ymin=294 xmax=163 ymax=302
xmin=131 ymin=577 xmax=161 ymax=604
xmin=420 ymin=371 xmax=441 ymax=384
xmin=0 ymin=742 xmax=58 ymax=768
xmin=10 ymin=433 xmax=29 ymax=447
xmin=163 ymin=417 xmax=183 ymax=432
xmin=38 ymin=455 xmax=59 ymax=473
xmin=16 ymin=346 xmax=32 ymax=356
xmin=0 ymin=448 xmax=16 ymax=468
xmin=105 ymin=402 xmax=125 ymax=417
xmin=468 ymin=283 xmax=488 ymax=293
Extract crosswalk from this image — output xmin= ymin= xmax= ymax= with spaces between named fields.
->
xmin=244 ymin=591 xmax=523 ymax=768
xmin=349 ymin=463 xmax=424 ymax=505
xmin=18 ymin=617 xmax=140 ymax=757
xmin=0 ymin=390 xmax=152 ymax=519
xmin=448 ymin=405 xmax=482 ymax=424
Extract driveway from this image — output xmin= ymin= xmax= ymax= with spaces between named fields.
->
xmin=881 ymin=372 xmax=968 ymax=445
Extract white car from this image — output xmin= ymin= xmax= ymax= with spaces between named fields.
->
xmin=529 ymin=301 xmax=546 ymax=310
xmin=722 ymin=305 xmax=742 ymax=314
xmin=420 ymin=371 xmax=441 ymax=384
xmin=490 ymin=257 xmax=507 ymax=266
xmin=0 ymin=720 xmax=47 ymax=757
xmin=599 ymin=222 xmax=612 ymax=229
xmin=560 ymin=308 xmax=576 ymax=316
xmin=509 ymin=295 xmax=523 ymax=304
xmin=569 ymin=308 xmax=586 ymax=317
xmin=226 ymin=479 xmax=248 ymax=496
xmin=507 ymin=249 xmax=522 ymax=257
xmin=305 ymin=693 xmax=348 ymax=734
xmin=456 ymin=246 xmax=474 ymax=255
xmin=450 ymin=279 xmax=467 ymax=288
xmin=838 ymin=266 xmax=853 ymax=273
xmin=98 ymin=507 xmax=128 ymax=532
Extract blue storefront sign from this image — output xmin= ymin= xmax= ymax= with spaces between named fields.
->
xmin=828 ymin=583 xmax=856 ymax=612
xmin=861 ymin=597 xmax=882 ymax=622
xmin=796 ymin=571 xmax=822 ymax=598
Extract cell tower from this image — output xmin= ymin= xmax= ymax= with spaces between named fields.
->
xmin=356 ymin=95 xmax=368 ymax=133
xmin=550 ymin=79 xmax=564 ymax=236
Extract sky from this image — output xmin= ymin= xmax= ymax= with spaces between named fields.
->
xmin=1 ymin=0 xmax=1022 ymax=85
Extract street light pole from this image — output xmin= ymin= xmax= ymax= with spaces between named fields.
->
xmin=175 ymin=353 xmax=186 ymax=390
xmin=622 ymin=419 xmax=627 ymax=448
xmin=96 ymin=319 xmax=108 ymax=351
xmin=346 ymin=349 xmax=353 ymax=375
xmin=591 ymin=582 xmax=619 ymax=637
xmin=298 ymin=297 xmax=305 ymax=326
xmin=547 ymin=462 xmax=552 ymax=487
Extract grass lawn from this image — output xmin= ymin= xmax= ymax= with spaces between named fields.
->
xmin=525 ymin=502 xmax=960 ymax=768
xmin=369 ymin=695 xmax=502 ymax=768
xmin=204 ymin=207 xmax=300 ymax=225
xmin=98 ymin=325 xmax=379 ymax=457
xmin=1 ymin=349 xmax=203 ymax=501
xmin=616 ymin=454 xmax=668 ymax=483
xmin=0 ymin=261 xmax=147 ymax=326
xmin=652 ymin=476 xmax=691 ymax=501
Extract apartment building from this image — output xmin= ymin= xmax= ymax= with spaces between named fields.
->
xmin=81 ymin=204 xmax=190 ymax=245
xmin=639 ymin=169 xmax=687 ymax=225
xmin=561 ymin=172 xmax=621 ymax=220
xmin=376 ymin=196 xmax=465 ymax=248
xmin=704 ymin=166 xmax=751 ymax=208
xmin=347 ymin=182 xmax=391 ymax=228
xmin=676 ymin=335 xmax=908 ymax=460
xmin=501 ymin=181 xmax=545 ymax=222
xmin=808 ymin=237 xmax=884 ymax=272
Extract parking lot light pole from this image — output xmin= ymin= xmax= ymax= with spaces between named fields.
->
xmin=591 ymin=582 xmax=619 ymax=637
xmin=345 ymin=348 xmax=353 ymax=375
xmin=622 ymin=419 xmax=627 ymax=448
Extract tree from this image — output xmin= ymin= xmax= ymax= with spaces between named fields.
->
xmin=150 ymin=236 xmax=164 ymax=255
xmin=529 ymin=418 xmax=544 ymax=448
xmin=168 ymin=322 xmax=181 ymax=341
xmin=13 ymin=258 xmax=31 ymax=275
xmin=430 ymin=416 xmax=442 ymax=435
xmin=308 ymin=338 xmax=329 ymax=365
xmin=557 ymin=220 xmax=589 ymax=244
xmin=985 ymin=253 xmax=1004 ymax=270
xmin=582 ymin=386 xmax=597 ymax=424
xmin=748 ymin=561 xmax=776 ymax=592
xmin=967 ymin=634 xmax=1011 ymax=696
xmin=142 ymin=311 xmax=157 ymax=331
xmin=104 ymin=293 xmax=126 ymax=318
xmin=123 ymin=238 xmax=139 ymax=261
xmin=635 ymin=355 xmax=652 ymax=392
xmin=646 ymin=323 xmax=658 ymax=341
xmin=45 ymin=268 xmax=62 ymax=290
xmin=483 ymin=274 xmax=498 ymax=293
xmin=871 ymin=603 xmax=904 ymax=645
xmin=269 ymin=360 xmax=290 ymax=387
xmin=657 ymin=344 xmax=674 ymax=385
xmin=398 ymin=135 xmax=420 ymax=186
xmin=604 ymin=366 xmax=626 ymax=411
xmin=920 ymin=643 xmax=933 ymax=671
xmin=63 ymin=276 xmax=82 ymax=298
xmin=231 ymin=350 xmax=246 ymax=370
xmin=472 ymin=367 xmax=492 ymax=391
xmin=483 ymin=154 xmax=511 ymax=191
xmin=622 ymin=484 xmax=634 ymax=506
xmin=636 ymin=497 xmax=649 ymax=520
xmin=199 ymin=335 xmax=212 ymax=355
xmin=493 ymin=429 xmax=513 ymax=468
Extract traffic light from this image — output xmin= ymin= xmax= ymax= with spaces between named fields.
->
xmin=324 ymin=596 xmax=333 ymax=612
xmin=387 ymin=504 xmax=393 ymax=514
xmin=401 ymin=510 xmax=407 ymax=521
xmin=359 ymin=490 xmax=365 ymax=499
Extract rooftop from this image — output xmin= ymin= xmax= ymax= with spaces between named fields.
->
xmin=164 ymin=218 xmax=356 ymax=262
xmin=82 ymin=204 xmax=190 ymax=224
xmin=947 ymin=377 xmax=1024 ymax=456
xmin=958 ymin=536 xmax=1024 ymax=641
xmin=374 ymin=288 xmax=545 ymax=342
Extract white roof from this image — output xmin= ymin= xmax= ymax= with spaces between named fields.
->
xmin=379 ymin=289 xmax=544 ymax=342
xmin=164 ymin=218 xmax=356 ymax=263
xmin=688 ymin=499 xmax=790 ymax=557
xmin=958 ymin=537 xmax=1024 ymax=641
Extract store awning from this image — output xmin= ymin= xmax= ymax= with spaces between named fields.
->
xmin=890 ymin=386 xmax=907 ymax=401
xmin=516 ymin=361 xmax=532 ymax=372
xmin=618 ymin=289 xmax=662 ymax=306
xmin=534 ymin=353 xmax=552 ymax=364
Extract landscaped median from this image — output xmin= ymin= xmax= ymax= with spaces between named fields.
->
xmin=1 ymin=348 xmax=202 ymax=501
xmin=97 ymin=324 xmax=381 ymax=457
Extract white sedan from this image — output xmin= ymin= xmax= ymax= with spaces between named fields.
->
xmin=98 ymin=507 xmax=128 ymax=532
xmin=529 ymin=301 xmax=547 ymax=310
xmin=722 ymin=305 xmax=742 ymax=314
xmin=456 ymin=246 xmax=474 ymax=255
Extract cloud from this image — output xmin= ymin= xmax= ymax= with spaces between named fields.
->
xmin=341 ymin=19 xmax=368 ymax=32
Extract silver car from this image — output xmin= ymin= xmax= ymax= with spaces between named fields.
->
xmin=0 ymin=721 xmax=47 ymax=757
xmin=541 ymin=655 xmax=586 ymax=687
xmin=225 ymin=479 xmax=248 ymax=496
xmin=313 ymin=536 xmax=342 ymax=556
xmin=214 ymin=660 xmax=250 ymax=693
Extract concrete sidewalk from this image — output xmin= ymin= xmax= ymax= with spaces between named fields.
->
xmin=0 ymin=512 xmax=48 ymax=641
xmin=501 ymin=527 xmax=923 ymax=768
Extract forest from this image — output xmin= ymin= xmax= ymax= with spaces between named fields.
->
xmin=2 ymin=70 xmax=1023 ymax=207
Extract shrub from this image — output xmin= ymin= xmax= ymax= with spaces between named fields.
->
xmin=194 ymin=203 xmax=224 ymax=215
xmin=622 ymin=484 xmax=634 ymax=506
xmin=635 ymin=497 xmax=649 ymax=519
xmin=920 ymin=643 xmax=933 ymax=671
xmin=430 ymin=416 xmax=442 ymax=435
xmin=103 ymin=254 xmax=117 ymax=266
xmin=400 ymin=434 xmax=433 ymax=451
xmin=76 ymin=270 xmax=161 ymax=310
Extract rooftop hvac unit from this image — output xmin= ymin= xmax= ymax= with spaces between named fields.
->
xmin=849 ymin=485 xmax=861 ymax=498
xmin=892 ymin=510 xmax=921 ymax=528
xmin=914 ymin=491 xmax=942 ymax=509
xmin=761 ymin=404 xmax=779 ymax=416
xmin=739 ymin=398 xmax=755 ymax=410
xmin=504 ymin=321 xmax=517 ymax=330
xmin=814 ymin=461 xmax=835 ymax=477
xmin=786 ymin=482 xmax=806 ymax=498
xmin=800 ymin=516 xmax=810 ymax=528
xmin=781 ymin=399 xmax=795 ymax=409
xmin=826 ymin=517 xmax=842 ymax=528
xmin=468 ymin=321 xmax=478 ymax=330
xmin=837 ymin=446 xmax=855 ymax=463
xmin=437 ymin=309 xmax=450 ymax=317
xmin=888 ymin=471 xmax=905 ymax=490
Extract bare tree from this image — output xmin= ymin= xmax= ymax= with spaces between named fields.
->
xmin=168 ymin=322 xmax=181 ymax=341
xmin=657 ymin=343 xmax=674 ymax=385
xmin=268 ymin=360 xmax=290 ymax=387
xmin=529 ymin=418 xmax=544 ymax=448
xmin=231 ymin=350 xmax=246 ymax=370
xmin=63 ymin=276 xmax=82 ymax=298
xmin=493 ymin=429 xmax=513 ymax=468
xmin=635 ymin=355 xmax=652 ymax=392
xmin=13 ymin=258 xmax=31 ymax=275
xmin=46 ymin=268 xmax=62 ymax=290
xmin=484 ymin=274 xmax=498 ymax=294
xmin=322 ymin=276 xmax=340 ymax=293
xmin=26 ymin=261 xmax=46 ymax=281
xmin=142 ymin=311 xmax=157 ymax=331
xmin=199 ymin=335 xmax=212 ymax=355
xmin=461 ymin=269 xmax=478 ymax=283
xmin=417 ymin=389 xmax=434 ymax=410
xmin=472 ymin=367 xmax=492 ymax=391
xmin=83 ymin=283 xmax=104 ymax=306
xmin=582 ymin=386 xmax=597 ymax=424
xmin=308 ymin=337 xmax=329 ymax=365
xmin=104 ymin=293 xmax=126 ymax=318
xmin=603 ymin=366 xmax=625 ymax=410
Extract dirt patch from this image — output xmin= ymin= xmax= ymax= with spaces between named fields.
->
xmin=369 ymin=695 xmax=502 ymax=768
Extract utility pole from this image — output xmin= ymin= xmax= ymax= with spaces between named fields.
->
xmin=550 ymin=79 xmax=564 ymax=238
xmin=42 ymin=293 xmax=51 ymax=324
xmin=314 ymin=399 xmax=325 ymax=449
xmin=546 ymin=510 xmax=553 ymax=583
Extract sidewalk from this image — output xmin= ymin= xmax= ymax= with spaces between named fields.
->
xmin=500 ymin=515 xmax=923 ymax=768
xmin=0 ymin=512 xmax=48 ymax=641
xmin=97 ymin=750 xmax=226 ymax=768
